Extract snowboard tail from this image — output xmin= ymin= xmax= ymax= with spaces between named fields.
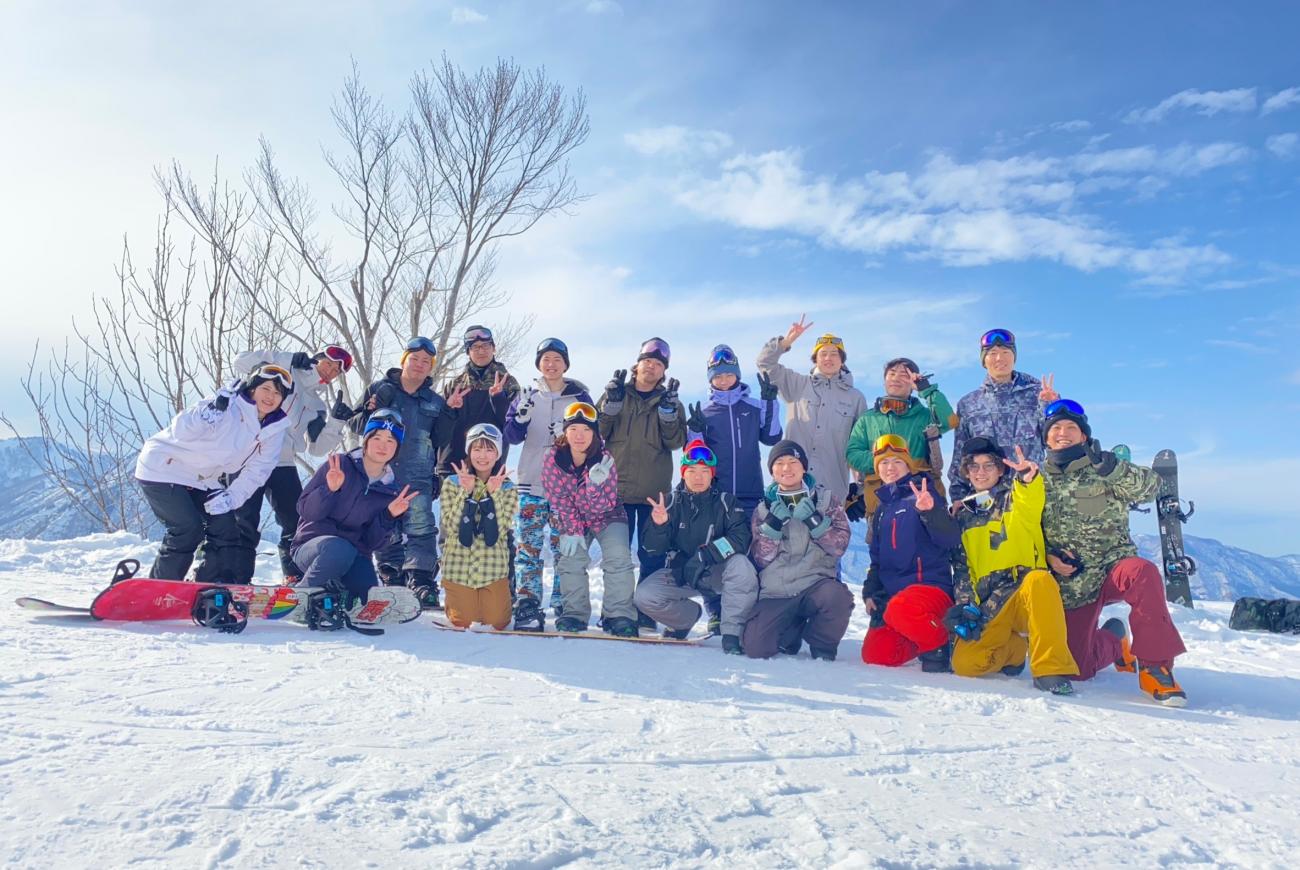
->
xmin=1153 ymin=449 xmax=1195 ymax=609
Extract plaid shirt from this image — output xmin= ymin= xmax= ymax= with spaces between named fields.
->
xmin=438 ymin=477 xmax=518 ymax=588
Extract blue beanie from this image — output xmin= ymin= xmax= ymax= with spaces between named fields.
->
xmin=707 ymin=344 xmax=742 ymax=382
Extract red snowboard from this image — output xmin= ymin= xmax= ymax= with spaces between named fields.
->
xmin=89 ymin=578 xmax=308 ymax=621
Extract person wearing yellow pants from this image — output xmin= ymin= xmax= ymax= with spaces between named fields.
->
xmin=943 ymin=436 xmax=1079 ymax=696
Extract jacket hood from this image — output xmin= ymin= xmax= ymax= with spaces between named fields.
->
xmin=809 ymin=367 xmax=855 ymax=389
xmin=346 ymin=447 xmax=398 ymax=489
xmin=533 ymin=376 xmax=591 ymax=397
xmin=707 ymin=382 xmax=752 ymax=406
xmin=383 ymin=367 xmax=434 ymax=395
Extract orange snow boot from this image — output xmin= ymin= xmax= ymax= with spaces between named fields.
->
xmin=1102 ymin=618 xmax=1136 ymax=672
xmin=1139 ymin=665 xmax=1187 ymax=708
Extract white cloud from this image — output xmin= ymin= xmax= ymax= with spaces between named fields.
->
xmin=1051 ymin=120 xmax=1092 ymax=133
xmin=624 ymin=126 xmax=734 ymax=158
xmin=1266 ymin=132 xmax=1299 ymax=159
xmin=1124 ymin=88 xmax=1257 ymax=124
xmin=1261 ymin=86 xmax=1300 ymax=115
xmin=450 ymin=6 xmax=487 ymax=24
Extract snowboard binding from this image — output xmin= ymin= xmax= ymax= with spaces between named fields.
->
xmin=190 ymin=587 xmax=248 ymax=634
xmin=110 ymin=559 xmax=141 ymax=585
xmin=305 ymin=589 xmax=384 ymax=636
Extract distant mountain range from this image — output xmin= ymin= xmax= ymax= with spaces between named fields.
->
xmin=3 ymin=436 xmax=1299 ymax=602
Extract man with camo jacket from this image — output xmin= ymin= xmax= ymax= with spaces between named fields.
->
xmin=1040 ymin=399 xmax=1188 ymax=707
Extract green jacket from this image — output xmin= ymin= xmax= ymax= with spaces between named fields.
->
xmin=597 ymin=381 xmax=687 ymax=504
xmin=845 ymin=386 xmax=957 ymax=476
xmin=1041 ymin=451 xmax=1158 ymax=609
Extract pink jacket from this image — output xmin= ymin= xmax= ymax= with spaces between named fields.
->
xmin=540 ymin=446 xmax=625 ymax=536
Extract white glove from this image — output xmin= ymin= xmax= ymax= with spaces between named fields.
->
xmin=514 ymin=388 xmax=537 ymax=424
xmin=204 ymin=489 xmax=235 ymax=515
xmin=558 ymin=534 xmax=584 ymax=557
xmin=587 ymin=455 xmax=614 ymax=486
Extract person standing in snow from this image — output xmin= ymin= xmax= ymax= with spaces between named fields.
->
xmin=230 ymin=344 xmax=355 ymax=583
xmin=944 ymin=436 xmax=1078 ymax=696
xmin=351 ymin=337 xmax=461 ymax=608
xmin=742 ymin=440 xmax=854 ymax=660
xmin=946 ymin=329 xmax=1059 ymax=500
xmin=436 ymin=325 xmax=520 ymax=480
xmin=846 ymin=356 xmax=957 ymax=520
xmin=596 ymin=337 xmax=688 ymax=628
xmin=635 ymin=440 xmax=759 ymax=654
xmin=438 ymin=423 xmax=518 ymax=631
xmin=755 ymin=315 xmax=867 ymax=503
xmin=540 ymin=401 xmax=640 ymax=637
xmin=504 ymin=338 xmax=593 ymax=629
xmin=291 ymin=410 xmax=420 ymax=602
xmin=135 ymin=364 xmax=294 ymax=582
xmin=860 ymin=435 xmax=960 ymax=673
xmin=1040 ymin=400 xmax=1188 ymax=707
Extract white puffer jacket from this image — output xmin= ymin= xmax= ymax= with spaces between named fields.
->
xmin=234 ymin=349 xmax=345 ymax=467
xmin=134 ymin=393 xmax=291 ymax=510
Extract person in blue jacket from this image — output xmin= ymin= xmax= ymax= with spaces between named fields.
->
xmin=860 ymin=434 xmax=962 ymax=672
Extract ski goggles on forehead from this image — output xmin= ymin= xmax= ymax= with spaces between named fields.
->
xmin=1044 ymin=398 xmax=1086 ymax=418
xmin=640 ymin=338 xmax=671 ymax=358
xmin=465 ymin=327 xmax=494 ymax=344
xmin=563 ymin=401 xmax=598 ymax=423
xmin=872 ymin=433 xmax=909 ymax=457
xmin=405 ymin=336 xmax=437 ymax=356
xmin=813 ymin=334 xmax=845 ymax=350
xmin=681 ymin=444 xmax=718 ymax=467
xmin=980 ymin=328 xmax=1016 ymax=349
xmin=321 ymin=345 xmax=353 ymax=371
xmin=252 ymin=363 xmax=294 ymax=390
xmin=466 ymin=422 xmax=503 ymax=442
xmin=709 ymin=346 xmax=738 ymax=366
xmin=875 ymin=397 xmax=910 ymax=416
xmin=537 ymin=337 xmax=568 ymax=356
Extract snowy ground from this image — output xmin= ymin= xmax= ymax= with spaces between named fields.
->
xmin=2 ymin=533 xmax=1299 ymax=869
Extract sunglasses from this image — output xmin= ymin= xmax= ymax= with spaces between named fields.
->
xmin=405 ymin=336 xmax=437 ymax=356
xmin=252 ymin=363 xmax=294 ymax=391
xmin=872 ymin=433 xmax=909 ymax=457
xmin=980 ymin=328 xmax=1015 ymax=349
xmin=1044 ymin=398 xmax=1086 ymax=418
xmin=563 ymin=401 xmax=598 ymax=423
xmin=682 ymin=444 xmax=718 ymax=467
xmin=709 ymin=346 xmax=738 ymax=367
xmin=875 ymin=397 xmax=910 ymax=415
xmin=322 ymin=345 xmax=353 ymax=372
xmin=465 ymin=327 xmax=494 ymax=344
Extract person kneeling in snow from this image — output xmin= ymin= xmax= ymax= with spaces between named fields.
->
xmin=742 ymin=440 xmax=853 ymax=660
xmin=291 ymin=411 xmax=419 ymax=601
xmin=860 ymin=435 xmax=960 ymax=673
xmin=1041 ymin=400 xmax=1188 ymax=707
xmin=439 ymin=423 xmax=518 ymax=631
xmin=945 ymin=437 xmax=1078 ymax=696
xmin=634 ymin=440 xmax=759 ymax=654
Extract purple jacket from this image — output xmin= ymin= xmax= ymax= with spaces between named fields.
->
xmin=867 ymin=471 xmax=960 ymax=598
xmin=291 ymin=449 xmax=399 ymax=557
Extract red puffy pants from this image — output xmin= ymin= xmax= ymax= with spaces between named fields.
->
xmin=861 ymin=584 xmax=953 ymax=666
xmin=1064 ymin=556 xmax=1187 ymax=681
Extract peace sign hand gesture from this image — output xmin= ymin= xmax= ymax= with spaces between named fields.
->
xmin=907 ymin=476 xmax=935 ymax=512
xmin=486 ymin=466 xmax=510 ymax=494
xmin=488 ymin=371 xmax=508 ymax=397
xmin=646 ymin=492 xmax=670 ymax=525
xmin=452 ymin=460 xmax=476 ymax=491
xmin=782 ymin=313 xmax=813 ymax=350
xmin=1002 ymin=445 xmax=1039 ymax=483
xmin=447 ymin=384 xmax=471 ymax=409
xmin=325 ymin=453 xmax=346 ymax=492
xmin=1039 ymin=373 xmax=1058 ymax=404
xmin=388 ymin=485 xmax=420 ymax=517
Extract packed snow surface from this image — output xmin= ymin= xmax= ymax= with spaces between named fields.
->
xmin=2 ymin=533 xmax=1298 ymax=868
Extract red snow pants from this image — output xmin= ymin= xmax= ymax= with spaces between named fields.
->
xmin=861 ymin=584 xmax=953 ymax=666
xmin=1063 ymin=557 xmax=1187 ymax=681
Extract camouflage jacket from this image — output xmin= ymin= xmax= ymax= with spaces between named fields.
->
xmin=947 ymin=372 xmax=1045 ymax=500
xmin=1041 ymin=450 xmax=1158 ymax=609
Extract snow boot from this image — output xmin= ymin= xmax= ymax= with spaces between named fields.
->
xmin=919 ymin=641 xmax=952 ymax=674
xmin=662 ymin=626 xmax=692 ymax=640
xmin=1103 ymin=617 xmax=1136 ymax=672
xmin=1139 ymin=665 xmax=1187 ymax=707
xmin=377 ymin=563 xmax=403 ymax=586
xmin=809 ymin=645 xmax=837 ymax=661
xmin=512 ymin=596 xmax=544 ymax=632
xmin=704 ymin=594 xmax=722 ymax=636
xmin=1033 ymin=675 xmax=1075 ymax=696
xmin=555 ymin=616 xmax=587 ymax=633
xmin=406 ymin=569 xmax=440 ymax=611
xmin=637 ymin=610 xmax=657 ymax=633
xmin=1001 ymin=660 xmax=1026 ymax=677
xmin=603 ymin=617 xmax=639 ymax=638
xmin=721 ymin=634 xmax=743 ymax=655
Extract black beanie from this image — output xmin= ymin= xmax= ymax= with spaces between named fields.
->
xmin=1040 ymin=404 xmax=1091 ymax=444
xmin=767 ymin=439 xmax=809 ymax=473
xmin=960 ymin=436 xmax=1005 ymax=461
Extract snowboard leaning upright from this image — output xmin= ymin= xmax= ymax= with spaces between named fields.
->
xmin=1153 ymin=449 xmax=1195 ymax=608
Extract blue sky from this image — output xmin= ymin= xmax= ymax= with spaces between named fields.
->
xmin=2 ymin=2 xmax=1299 ymax=554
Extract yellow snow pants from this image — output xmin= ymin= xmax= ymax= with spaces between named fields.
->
xmin=951 ymin=569 xmax=1078 ymax=679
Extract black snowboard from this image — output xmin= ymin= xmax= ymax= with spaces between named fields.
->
xmin=1153 ymin=449 xmax=1195 ymax=608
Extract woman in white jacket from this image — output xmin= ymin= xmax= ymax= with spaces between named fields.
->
xmin=134 ymin=364 xmax=295 ymax=582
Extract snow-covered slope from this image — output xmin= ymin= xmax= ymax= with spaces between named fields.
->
xmin=2 ymin=534 xmax=1298 ymax=867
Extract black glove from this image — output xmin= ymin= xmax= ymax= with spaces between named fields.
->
xmin=663 ymin=378 xmax=680 ymax=405
xmin=305 ymin=412 xmax=327 ymax=442
xmin=913 ymin=372 xmax=933 ymax=393
xmin=1085 ymin=439 xmax=1118 ymax=476
xmin=757 ymin=371 xmax=778 ymax=401
xmin=331 ymin=393 xmax=354 ymax=421
xmin=942 ymin=604 xmax=984 ymax=641
xmin=372 ymin=382 xmax=397 ymax=410
xmin=604 ymin=369 xmax=627 ymax=404
xmin=844 ymin=482 xmax=867 ymax=522
xmin=686 ymin=402 xmax=707 ymax=432
xmin=291 ymin=351 xmax=314 ymax=370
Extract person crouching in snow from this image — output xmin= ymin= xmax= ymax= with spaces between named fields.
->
xmin=945 ymin=437 xmax=1078 ymax=696
xmin=742 ymin=440 xmax=853 ymax=660
xmin=540 ymin=402 xmax=640 ymax=637
xmin=634 ymin=439 xmax=759 ymax=654
xmin=860 ymin=434 xmax=961 ymax=672
xmin=438 ymin=423 xmax=518 ymax=630
xmin=1040 ymin=400 xmax=1188 ymax=707
xmin=291 ymin=410 xmax=420 ymax=602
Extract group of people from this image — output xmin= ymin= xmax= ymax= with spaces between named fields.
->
xmin=131 ymin=320 xmax=1189 ymax=707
